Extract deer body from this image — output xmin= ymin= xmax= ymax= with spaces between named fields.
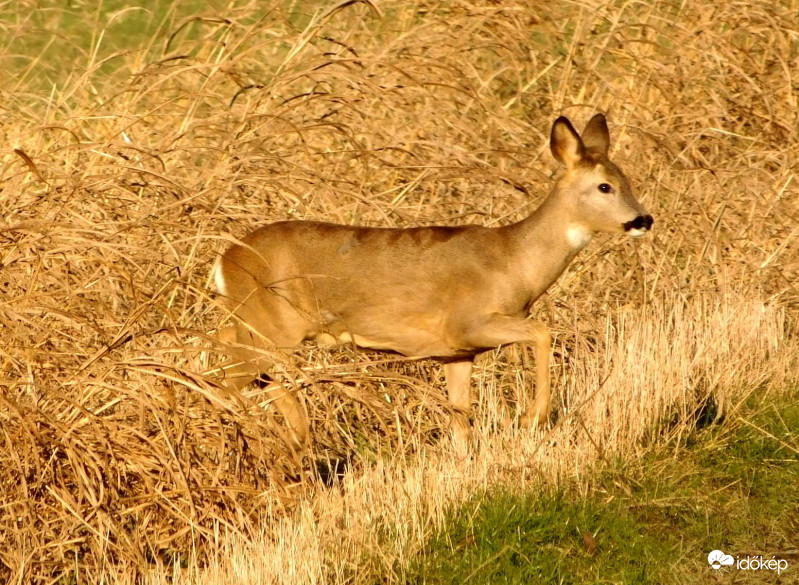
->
xmin=214 ymin=114 xmax=653 ymax=450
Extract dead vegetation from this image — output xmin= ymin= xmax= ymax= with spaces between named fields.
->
xmin=0 ymin=0 xmax=797 ymax=582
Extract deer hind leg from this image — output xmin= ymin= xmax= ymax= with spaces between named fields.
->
xmin=264 ymin=383 xmax=309 ymax=452
xmin=459 ymin=314 xmax=551 ymax=428
xmin=215 ymin=323 xmax=259 ymax=392
xmin=444 ymin=358 xmax=475 ymax=454
xmin=216 ymin=316 xmax=310 ymax=452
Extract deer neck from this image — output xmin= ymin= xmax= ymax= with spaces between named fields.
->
xmin=504 ymin=190 xmax=590 ymax=300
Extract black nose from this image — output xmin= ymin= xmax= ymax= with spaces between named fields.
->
xmin=624 ymin=215 xmax=654 ymax=232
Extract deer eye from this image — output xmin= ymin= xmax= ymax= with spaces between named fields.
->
xmin=598 ymin=183 xmax=613 ymax=193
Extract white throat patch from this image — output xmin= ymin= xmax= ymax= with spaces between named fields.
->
xmin=566 ymin=224 xmax=593 ymax=250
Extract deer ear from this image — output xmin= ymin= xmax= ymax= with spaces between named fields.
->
xmin=550 ymin=117 xmax=586 ymax=168
xmin=582 ymin=113 xmax=610 ymax=155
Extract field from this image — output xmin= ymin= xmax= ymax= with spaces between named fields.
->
xmin=1 ymin=0 xmax=798 ymax=583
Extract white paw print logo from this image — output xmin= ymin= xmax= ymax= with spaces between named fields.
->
xmin=708 ymin=550 xmax=734 ymax=571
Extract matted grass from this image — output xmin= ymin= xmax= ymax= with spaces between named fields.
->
xmin=1 ymin=0 xmax=797 ymax=583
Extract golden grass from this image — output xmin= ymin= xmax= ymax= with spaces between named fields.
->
xmin=1 ymin=0 xmax=797 ymax=582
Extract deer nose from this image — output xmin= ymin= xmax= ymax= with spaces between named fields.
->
xmin=624 ymin=214 xmax=653 ymax=233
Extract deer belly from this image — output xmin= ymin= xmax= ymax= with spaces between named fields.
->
xmin=314 ymin=310 xmax=462 ymax=358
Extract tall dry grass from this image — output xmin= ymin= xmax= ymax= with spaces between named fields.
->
xmin=1 ymin=0 xmax=797 ymax=582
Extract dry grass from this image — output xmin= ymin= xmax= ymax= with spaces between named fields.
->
xmin=1 ymin=0 xmax=797 ymax=582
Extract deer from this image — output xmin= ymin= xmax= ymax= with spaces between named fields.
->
xmin=212 ymin=113 xmax=653 ymax=452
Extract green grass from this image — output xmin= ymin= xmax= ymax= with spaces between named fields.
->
xmin=407 ymin=391 xmax=799 ymax=584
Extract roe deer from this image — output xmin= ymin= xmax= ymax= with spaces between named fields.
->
xmin=213 ymin=114 xmax=652 ymax=450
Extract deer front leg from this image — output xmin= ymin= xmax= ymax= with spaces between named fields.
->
xmin=444 ymin=358 xmax=475 ymax=453
xmin=459 ymin=314 xmax=551 ymax=428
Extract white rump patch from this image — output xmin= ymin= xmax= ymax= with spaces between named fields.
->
xmin=566 ymin=224 xmax=593 ymax=250
xmin=212 ymin=258 xmax=227 ymax=296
